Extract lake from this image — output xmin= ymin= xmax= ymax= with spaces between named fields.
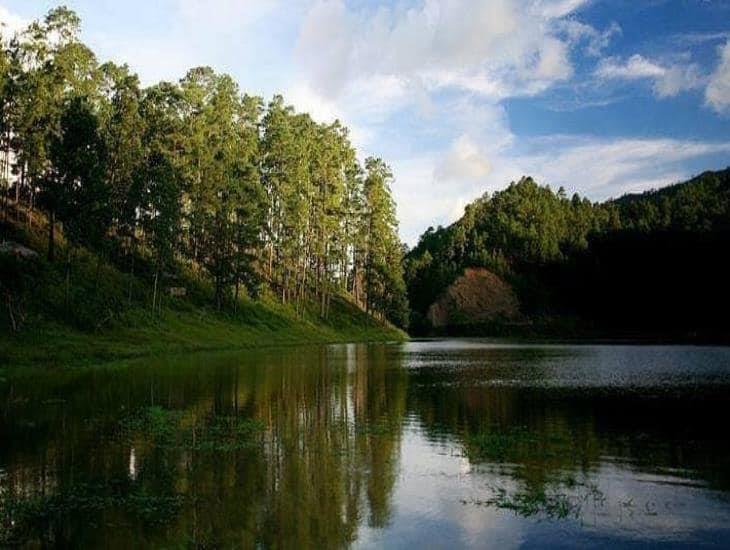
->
xmin=2 ymin=340 xmax=730 ymax=548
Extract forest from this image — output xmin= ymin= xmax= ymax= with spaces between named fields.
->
xmin=2 ymin=7 xmax=728 ymax=350
xmin=406 ymin=169 xmax=730 ymax=339
xmin=0 ymin=6 xmax=409 ymax=338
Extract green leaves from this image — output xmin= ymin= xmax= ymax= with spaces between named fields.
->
xmin=2 ymin=7 xmax=408 ymax=327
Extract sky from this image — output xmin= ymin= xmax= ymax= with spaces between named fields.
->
xmin=2 ymin=0 xmax=730 ymax=244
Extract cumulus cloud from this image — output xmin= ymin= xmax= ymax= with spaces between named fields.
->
xmin=435 ymin=135 xmax=491 ymax=182
xmin=706 ymin=40 xmax=730 ymax=114
xmin=516 ymin=137 xmax=730 ymax=198
xmin=595 ymin=54 xmax=702 ymax=98
xmin=394 ymin=135 xmax=730 ymax=244
xmin=295 ymin=0 xmax=585 ymax=102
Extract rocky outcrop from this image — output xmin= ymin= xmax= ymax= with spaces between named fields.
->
xmin=427 ymin=268 xmax=521 ymax=328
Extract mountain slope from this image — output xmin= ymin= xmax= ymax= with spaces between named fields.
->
xmin=1 ymin=213 xmax=405 ymax=370
xmin=405 ymin=168 xmax=730 ymax=340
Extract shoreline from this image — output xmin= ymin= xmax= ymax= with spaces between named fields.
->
xmin=0 ymin=308 xmax=407 ymax=372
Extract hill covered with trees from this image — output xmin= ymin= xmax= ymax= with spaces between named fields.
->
xmin=0 ymin=7 xmax=408 ymax=365
xmin=405 ymin=169 xmax=730 ymax=340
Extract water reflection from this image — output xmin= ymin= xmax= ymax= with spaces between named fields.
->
xmin=1 ymin=340 xmax=730 ymax=547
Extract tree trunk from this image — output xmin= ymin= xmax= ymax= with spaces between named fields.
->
xmin=64 ymin=248 xmax=72 ymax=306
xmin=6 ymin=294 xmax=17 ymax=332
xmin=28 ymin=188 xmax=34 ymax=229
xmin=152 ymin=267 xmax=159 ymax=314
xmin=128 ymin=243 xmax=135 ymax=306
xmin=47 ymin=211 xmax=56 ymax=262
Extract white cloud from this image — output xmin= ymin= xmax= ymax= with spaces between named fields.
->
xmin=706 ymin=40 xmax=730 ymax=114
xmin=559 ymin=20 xmax=621 ymax=57
xmin=0 ymin=6 xmax=27 ymax=39
xmin=535 ymin=0 xmax=590 ymax=18
xmin=295 ymin=0 xmax=584 ymax=102
xmin=395 ymin=135 xmax=730 ymax=244
xmin=435 ymin=135 xmax=491 ymax=182
xmin=676 ymin=31 xmax=730 ymax=45
xmin=595 ymin=54 xmax=702 ymax=98
xmin=515 ymin=137 xmax=730 ymax=198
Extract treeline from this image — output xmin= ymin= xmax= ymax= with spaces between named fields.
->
xmin=405 ymin=176 xmax=620 ymax=321
xmin=0 ymin=7 xmax=408 ymax=327
xmin=406 ymin=170 xmax=730 ymax=337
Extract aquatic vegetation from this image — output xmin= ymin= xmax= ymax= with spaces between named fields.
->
xmin=0 ymin=483 xmax=185 ymax=545
xmin=1 ymin=408 xmax=265 ymax=545
xmin=119 ymin=406 xmax=265 ymax=452
xmin=465 ymin=426 xmax=540 ymax=461
xmin=462 ymin=481 xmax=605 ymax=521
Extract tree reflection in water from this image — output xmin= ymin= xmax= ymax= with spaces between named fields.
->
xmin=2 ymin=342 xmax=730 ymax=547
xmin=0 ymin=345 xmax=407 ymax=547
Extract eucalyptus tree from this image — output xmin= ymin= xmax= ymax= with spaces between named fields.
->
xmin=261 ymin=95 xmax=302 ymax=300
xmin=309 ymin=120 xmax=350 ymax=317
xmin=361 ymin=157 xmax=408 ymax=325
xmin=2 ymin=6 xmax=411 ymax=326
xmin=0 ymin=31 xmax=14 ymax=217
xmin=47 ymin=96 xmax=108 ymax=259
xmin=98 ymin=62 xmax=145 ymax=258
xmin=12 ymin=6 xmax=99 ymax=259
xmin=139 ymin=82 xmax=185 ymax=310
xmin=177 ymin=68 xmax=266 ymax=309
xmin=231 ymin=94 xmax=266 ymax=303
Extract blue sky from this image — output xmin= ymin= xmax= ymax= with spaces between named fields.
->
xmin=2 ymin=0 xmax=729 ymax=244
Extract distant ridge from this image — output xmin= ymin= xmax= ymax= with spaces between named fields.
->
xmin=405 ymin=168 xmax=730 ymax=340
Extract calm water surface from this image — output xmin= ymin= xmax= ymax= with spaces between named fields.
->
xmin=2 ymin=340 xmax=730 ymax=548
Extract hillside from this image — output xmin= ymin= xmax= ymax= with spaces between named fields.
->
xmin=0 ymin=212 xmax=404 ymax=371
xmin=427 ymin=268 xmax=522 ymax=329
xmin=405 ymin=168 xmax=730 ymax=340
xmin=0 ymin=4 xmax=410 ymax=370
xmin=614 ymin=168 xmax=730 ymax=232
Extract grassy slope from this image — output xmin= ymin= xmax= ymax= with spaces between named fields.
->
xmin=0 ymin=214 xmax=405 ymax=370
xmin=1 ymin=300 xmax=405 ymax=370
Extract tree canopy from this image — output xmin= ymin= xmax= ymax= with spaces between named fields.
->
xmin=0 ymin=7 xmax=409 ymax=328
xmin=405 ymin=170 xmax=730 ymax=336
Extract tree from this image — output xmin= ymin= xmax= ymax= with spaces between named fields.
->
xmin=3 ymin=6 xmax=408 ymax=327
xmin=98 ymin=62 xmax=144 ymax=255
xmin=138 ymin=82 xmax=185 ymax=310
xmin=361 ymin=157 xmax=408 ymax=326
xmin=13 ymin=6 xmax=99 ymax=260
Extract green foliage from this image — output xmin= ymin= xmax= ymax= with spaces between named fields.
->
xmin=361 ymin=157 xmax=409 ymax=327
xmin=405 ymin=177 xmax=612 ymax=328
xmin=406 ymin=169 xmax=730 ymax=336
xmin=0 ymin=6 xmax=408 ymax=336
xmin=119 ymin=406 xmax=265 ymax=452
xmin=614 ymin=169 xmax=730 ymax=232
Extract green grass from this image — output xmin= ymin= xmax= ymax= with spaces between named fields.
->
xmin=0 ymin=297 xmax=405 ymax=370
xmin=0 ymin=218 xmax=406 ymax=371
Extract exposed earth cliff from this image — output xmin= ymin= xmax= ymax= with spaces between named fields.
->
xmin=427 ymin=268 xmax=522 ymax=328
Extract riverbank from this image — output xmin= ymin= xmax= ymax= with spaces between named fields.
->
xmin=421 ymin=317 xmax=730 ymax=345
xmin=0 ymin=298 xmax=406 ymax=370
xmin=1 ymin=216 xmax=406 ymax=371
